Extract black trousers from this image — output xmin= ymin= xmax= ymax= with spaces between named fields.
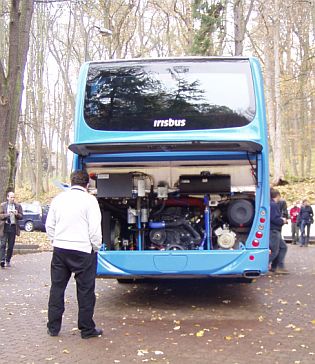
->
xmin=0 ymin=225 xmax=17 ymax=263
xmin=47 ymin=247 xmax=97 ymax=335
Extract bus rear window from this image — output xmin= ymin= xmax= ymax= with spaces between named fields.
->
xmin=84 ymin=60 xmax=256 ymax=131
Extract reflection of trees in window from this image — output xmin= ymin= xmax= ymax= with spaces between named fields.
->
xmin=163 ymin=67 xmax=206 ymax=114
xmin=86 ymin=66 xmax=163 ymax=129
xmin=84 ymin=63 xmax=253 ymax=131
xmin=85 ymin=64 xmax=208 ymax=130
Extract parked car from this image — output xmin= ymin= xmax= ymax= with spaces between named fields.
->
xmin=282 ymin=204 xmax=315 ymax=243
xmin=19 ymin=202 xmax=49 ymax=232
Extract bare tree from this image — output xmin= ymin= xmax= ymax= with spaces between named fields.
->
xmin=6 ymin=0 xmax=314 ymax=190
xmin=233 ymin=0 xmax=254 ymax=56
xmin=0 ymin=0 xmax=34 ymax=201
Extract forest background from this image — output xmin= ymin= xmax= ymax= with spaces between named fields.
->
xmin=0 ymin=0 xmax=314 ymax=205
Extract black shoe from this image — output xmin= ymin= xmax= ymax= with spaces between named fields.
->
xmin=47 ymin=328 xmax=59 ymax=337
xmin=81 ymin=328 xmax=103 ymax=339
xmin=0 ymin=261 xmax=5 ymax=268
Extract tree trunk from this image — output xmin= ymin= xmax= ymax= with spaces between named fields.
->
xmin=233 ymin=0 xmax=243 ymax=56
xmin=233 ymin=0 xmax=254 ymax=56
xmin=272 ymin=0 xmax=284 ymax=184
xmin=0 ymin=0 xmax=34 ymax=200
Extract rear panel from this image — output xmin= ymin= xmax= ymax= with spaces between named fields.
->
xmin=71 ymin=57 xmax=270 ymax=279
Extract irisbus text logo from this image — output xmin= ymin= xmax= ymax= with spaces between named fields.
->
xmin=153 ymin=118 xmax=186 ymax=128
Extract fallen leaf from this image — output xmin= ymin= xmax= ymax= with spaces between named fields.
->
xmin=286 ymin=324 xmax=296 ymax=329
xmin=278 ymin=299 xmax=288 ymax=305
xmin=137 ymin=349 xmax=149 ymax=356
xmin=196 ymin=330 xmax=204 ymax=337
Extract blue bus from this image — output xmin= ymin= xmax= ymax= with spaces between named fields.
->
xmin=69 ymin=57 xmax=269 ymax=281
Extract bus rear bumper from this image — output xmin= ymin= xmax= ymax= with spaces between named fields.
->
xmin=96 ymin=249 xmax=269 ymax=278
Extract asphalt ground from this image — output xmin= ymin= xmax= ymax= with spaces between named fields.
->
xmin=0 ymin=244 xmax=315 ymax=364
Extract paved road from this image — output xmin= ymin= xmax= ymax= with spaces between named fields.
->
xmin=0 ymin=245 xmax=315 ymax=364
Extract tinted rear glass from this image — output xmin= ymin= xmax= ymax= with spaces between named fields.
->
xmin=84 ymin=60 xmax=255 ymax=131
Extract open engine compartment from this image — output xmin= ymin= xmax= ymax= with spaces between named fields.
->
xmin=87 ymin=160 xmax=257 ymax=251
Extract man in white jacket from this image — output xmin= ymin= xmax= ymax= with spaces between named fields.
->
xmin=46 ymin=170 xmax=103 ymax=339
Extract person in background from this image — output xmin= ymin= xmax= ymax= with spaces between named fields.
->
xmin=46 ymin=170 xmax=103 ymax=339
xmin=269 ymin=189 xmax=289 ymax=274
xmin=277 ymin=198 xmax=289 ymax=220
xmin=297 ymin=199 xmax=314 ymax=247
xmin=0 ymin=192 xmax=23 ymax=268
xmin=290 ymin=201 xmax=301 ymax=244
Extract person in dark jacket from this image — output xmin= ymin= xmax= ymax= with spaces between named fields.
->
xmin=297 ymin=199 xmax=314 ymax=247
xmin=277 ymin=199 xmax=289 ymax=219
xmin=269 ymin=189 xmax=288 ymax=274
xmin=0 ymin=192 xmax=23 ymax=268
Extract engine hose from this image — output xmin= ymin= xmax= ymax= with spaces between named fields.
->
xmin=149 ymin=218 xmax=185 ymax=229
xmin=151 ymin=199 xmax=166 ymax=216
xmin=149 ymin=221 xmax=166 ymax=229
xmin=199 ymin=232 xmax=207 ymax=249
xmin=100 ymin=201 xmax=127 ymax=219
xmin=182 ymin=222 xmax=201 ymax=242
xmin=149 ymin=219 xmax=201 ymax=243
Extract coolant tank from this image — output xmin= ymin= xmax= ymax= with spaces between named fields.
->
xmin=127 ymin=208 xmax=137 ymax=224
xmin=157 ymin=185 xmax=168 ymax=199
xmin=141 ymin=208 xmax=148 ymax=223
xmin=137 ymin=178 xmax=146 ymax=197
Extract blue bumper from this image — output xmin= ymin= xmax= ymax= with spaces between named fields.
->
xmin=96 ymin=249 xmax=269 ymax=278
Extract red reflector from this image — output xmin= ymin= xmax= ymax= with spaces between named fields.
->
xmin=249 ymin=255 xmax=255 ymax=261
xmin=260 ymin=217 xmax=266 ymax=223
xmin=252 ymin=240 xmax=260 ymax=247
xmin=256 ymin=231 xmax=263 ymax=239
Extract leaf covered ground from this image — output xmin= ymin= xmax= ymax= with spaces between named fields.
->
xmin=276 ymin=178 xmax=315 ymax=206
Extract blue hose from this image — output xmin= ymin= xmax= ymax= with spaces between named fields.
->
xmin=204 ymin=195 xmax=212 ymax=250
xmin=149 ymin=221 xmax=166 ymax=229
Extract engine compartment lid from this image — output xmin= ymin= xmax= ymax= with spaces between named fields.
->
xmin=69 ymin=141 xmax=263 ymax=156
